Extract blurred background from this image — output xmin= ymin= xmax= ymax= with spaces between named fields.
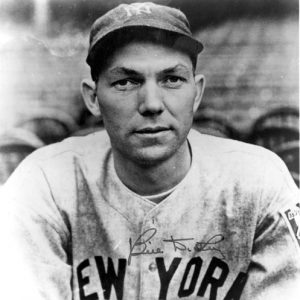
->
xmin=0 ymin=0 xmax=299 ymax=185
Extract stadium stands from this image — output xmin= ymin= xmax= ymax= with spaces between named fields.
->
xmin=0 ymin=128 xmax=44 ymax=184
xmin=17 ymin=108 xmax=78 ymax=145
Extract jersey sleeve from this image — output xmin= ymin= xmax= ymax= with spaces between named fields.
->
xmin=243 ymin=151 xmax=300 ymax=300
xmin=0 ymin=157 xmax=72 ymax=300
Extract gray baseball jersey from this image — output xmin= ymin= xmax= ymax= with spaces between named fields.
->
xmin=1 ymin=129 xmax=300 ymax=300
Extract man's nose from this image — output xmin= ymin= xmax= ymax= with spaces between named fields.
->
xmin=138 ymin=81 xmax=164 ymax=115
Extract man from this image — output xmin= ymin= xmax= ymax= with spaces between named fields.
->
xmin=1 ymin=2 xmax=300 ymax=300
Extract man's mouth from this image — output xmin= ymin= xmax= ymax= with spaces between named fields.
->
xmin=135 ymin=126 xmax=170 ymax=134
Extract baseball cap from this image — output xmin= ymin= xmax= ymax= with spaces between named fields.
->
xmin=86 ymin=2 xmax=203 ymax=70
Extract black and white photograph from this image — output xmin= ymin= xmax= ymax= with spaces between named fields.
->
xmin=0 ymin=0 xmax=299 ymax=299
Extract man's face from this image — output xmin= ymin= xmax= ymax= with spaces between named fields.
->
xmin=94 ymin=41 xmax=204 ymax=165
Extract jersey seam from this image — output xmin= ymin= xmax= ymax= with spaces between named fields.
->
xmin=35 ymin=162 xmax=70 ymax=242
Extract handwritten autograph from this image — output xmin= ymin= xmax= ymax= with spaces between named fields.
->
xmin=128 ymin=228 xmax=164 ymax=266
xmin=163 ymin=236 xmax=194 ymax=252
xmin=128 ymin=228 xmax=225 ymax=265
xmin=194 ymin=234 xmax=225 ymax=259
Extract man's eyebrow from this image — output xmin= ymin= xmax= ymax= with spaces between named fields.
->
xmin=107 ymin=64 xmax=191 ymax=76
xmin=107 ymin=67 xmax=140 ymax=76
xmin=160 ymin=64 xmax=191 ymax=75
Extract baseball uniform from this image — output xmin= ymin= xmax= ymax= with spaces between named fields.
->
xmin=1 ymin=129 xmax=299 ymax=300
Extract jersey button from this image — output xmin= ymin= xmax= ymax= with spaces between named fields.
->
xmin=148 ymin=262 xmax=157 ymax=272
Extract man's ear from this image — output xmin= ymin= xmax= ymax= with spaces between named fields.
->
xmin=193 ymin=74 xmax=205 ymax=113
xmin=81 ymin=79 xmax=101 ymax=117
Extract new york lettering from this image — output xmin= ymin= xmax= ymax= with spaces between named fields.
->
xmin=77 ymin=256 xmax=247 ymax=300
xmin=77 ymin=257 xmax=126 ymax=300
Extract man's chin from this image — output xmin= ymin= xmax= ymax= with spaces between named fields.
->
xmin=129 ymin=145 xmax=176 ymax=167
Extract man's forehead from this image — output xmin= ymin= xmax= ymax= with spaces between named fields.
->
xmin=104 ymin=41 xmax=194 ymax=73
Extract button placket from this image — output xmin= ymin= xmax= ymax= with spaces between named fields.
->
xmin=138 ymin=216 xmax=161 ymax=300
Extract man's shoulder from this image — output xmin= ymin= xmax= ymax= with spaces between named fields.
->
xmin=188 ymin=129 xmax=291 ymax=180
xmin=189 ymin=129 xmax=277 ymax=162
xmin=27 ymin=130 xmax=111 ymax=164
xmin=189 ymin=129 xmax=298 ymax=197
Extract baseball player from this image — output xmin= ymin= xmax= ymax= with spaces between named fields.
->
xmin=1 ymin=2 xmax=300 ymax=300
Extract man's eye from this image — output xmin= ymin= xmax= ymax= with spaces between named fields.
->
xmin=163 ymin=76 xmax=185 ymax=88
xmin=113 ymin=79 xmax=138 ymax=91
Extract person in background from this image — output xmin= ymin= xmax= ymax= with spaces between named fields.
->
xmin=1 ymin=2 xmax=299 ymax=299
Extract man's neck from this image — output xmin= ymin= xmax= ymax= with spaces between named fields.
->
xmin=113 ymin=141 xmax=191 ymax=197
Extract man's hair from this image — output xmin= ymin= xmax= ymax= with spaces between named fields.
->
xmin=90 ymin=27 xmax=198 ymax=82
